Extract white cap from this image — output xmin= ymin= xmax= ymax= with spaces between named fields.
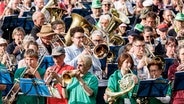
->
xmin=143 ymin=0 xmax=153 ymax=7
xmin=0 ymin=38 xmax=7 ymax=44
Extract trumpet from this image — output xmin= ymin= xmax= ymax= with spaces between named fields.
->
xmin=44 ymin=66 xmax=57 ymax=85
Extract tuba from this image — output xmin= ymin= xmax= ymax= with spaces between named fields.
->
xmin=65 ymin=13 xmax=95 ymax=46
xmin=41 ymin=0 xmax=58 ymax=14
xmin=109 ymin=35 xmax=125 ymax=46
xmin=105 ymin=71 xmax=135 ymax=103
xmin=46 ymin=7 xmax=66 ymax=22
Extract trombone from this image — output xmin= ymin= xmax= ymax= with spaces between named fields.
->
xmin=50 ymin=34 xmax=67 ymax=47
xmin=2 ymin=51 xmax=46 ymax=104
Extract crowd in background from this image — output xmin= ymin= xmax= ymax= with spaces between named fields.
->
xmin=0 ymin=0 xmax=184 ymax=104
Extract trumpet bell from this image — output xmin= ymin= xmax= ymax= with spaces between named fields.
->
xmin=107 ymin=51 xmax=115 ymax=63
xmin=93 ymin=44 xmax=109 ymax=59
xmin=62 ymin=70 xmax=77 ymax=84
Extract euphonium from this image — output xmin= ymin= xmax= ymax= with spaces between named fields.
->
xmin=65 ymin=13 xmax=94 ymax=46
xmin=109 ymin=35 xmax=125 ymax=46
xmin=62 ymin=70 xmax=78 ymax=84
xmin=93 ymin=44 xmax=109 ymax=59
xmin=105 ymin=70 xmax=135 ymax=103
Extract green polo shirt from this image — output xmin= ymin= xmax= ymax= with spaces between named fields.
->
xmin=107 ymin=70 xmax=137 ymax=104
xmin=14 ymin=67 xmax=46 ymax=104
xmin=67 ymin=72 xmax=98 ymax=104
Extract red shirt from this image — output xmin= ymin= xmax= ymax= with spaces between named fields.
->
xmin=0 ymin=2 xmax=6 ymax=16
xmin=47 ymin=64 xmax=74 ymax=104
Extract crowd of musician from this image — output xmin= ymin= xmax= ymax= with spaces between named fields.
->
xmin=0 ymin=0 xmax=184 ymax=104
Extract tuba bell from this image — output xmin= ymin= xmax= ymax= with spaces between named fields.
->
xmin=65 ymin=13 xmax=95 ymax=46
xmin=46 ymin=7 xmax=66 ymax=22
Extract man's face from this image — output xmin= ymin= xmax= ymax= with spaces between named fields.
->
xmin=102 ymin=4 xmax=111 ymax=14
xmin=71 ymin=32 xmax=85 ymax=48
xmin=163 ymin=11 xmax=173 ymax=23
xmin=35 ymin=0 xmax=44 ymax=9
xmin=143 ymin=31 xmax=153 ymax=43
xmin=132 ymin=40 xmax=145 ymax=57
xmin=53 ymin=55 xmax=65 ymax=65
xmin=92 ymin=35 xmax=104 ymax=45
xmin=35 ymin=13 xmax=45 ymax=27
xmin=26 ymin=56 xmax=38 ymax=68
xmin=41 ymin=35 xmax=53 ymax=45
xmin=92 ymin=8 xmax=102 ymax=17
xmin=100 ymin=19 xmax=109 ymax=30
xmin=165 ymin=42 xmax=177 ymax=57
xmin=53 ymin=24 xmax=65 ymax=34
xmin=149 ymin=65 xmax=162 ymax=79
xmin=146 ymin=17 xmax=156 ymax=27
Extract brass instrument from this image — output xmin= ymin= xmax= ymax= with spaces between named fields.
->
xmin=106 ymin=51 xmax=115 ymax=63
xmin=50 ymin=34 xmax=66 ymax=47
xmin=17 ymin=4 xmax=30 ymax=11
xmin=46 ymin=7 xmax=66 ymax=22
xmin=2 ymin=52 xmax=45 ymax=104
xmin=109 ymin=35 xmax=125 ymax=46
xmin=105 ymin=69 xmax=135 ymax=103
xmin=4 ymin=52 xmax=16 ymax=72
xmin=62 ymin=70 xmax=78 ymax=84
xmin=93 ymin=44 xmax=109 ymax=59
xmin=65 ymin=13 xmax=94 ymax=46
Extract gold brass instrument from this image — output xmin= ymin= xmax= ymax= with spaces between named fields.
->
xmin=93 ymin=44 xmax=109 ymax=59
xmin=105 ymin=69 xmax=135 ymax=103
xmin=17 ymin=4 xmax=30 ymax=11
xmin=109 ymin=35 xmax=125 ymax=46
xmin=50 ymin=34 xmax=66 ymax=47
xmin=4 ymin=52 xmax=16 ymax=72
xmin=46 ymin=7 xmax=66 ymax=22
xmin=106 ymin=51 xmax=115 ymax=63
xmin=65 ymin=13 xmax=94 ymax=46
xmin=62 ymin=70 xmax=78 ymax=84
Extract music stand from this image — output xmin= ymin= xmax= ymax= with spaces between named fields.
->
xmin=107 ymin=63 xmax=118 ymax=79
xmin=137 ymin=79 xmax=169 ymax=97
xmin=0 ymin=66 xmax=12 ymax=84
xmin=19 ymin=78 xmax=51 ymax=97
xmin=24 ymin=17 xmax=34 ymax=34
xmin=173 ymin=71 xmax=184 ymax=91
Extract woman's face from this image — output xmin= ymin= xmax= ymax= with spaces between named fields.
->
xmin=165 ymin=42 xmax=177 ymax=57
xmin=179 ymin=48 xmax=184 ymax=63
xmin=121 ymin=59 xmax=132 ymax=71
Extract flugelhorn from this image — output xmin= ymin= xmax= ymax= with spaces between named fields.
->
xmin=62 ymin=70 xmax=78 ymax=84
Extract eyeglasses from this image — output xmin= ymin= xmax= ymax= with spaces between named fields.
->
xmin=134 ymin=44 xmax=145 ymax=48
xmin=103 ymin=4 xmax=111 ymax=6
xmin=74 ymin=36 xmax=85 ymax=39
xmin=77 ymin=64 xmax=83 ymax=67
xmin=93 ymin=39 xmax=103 ymax=43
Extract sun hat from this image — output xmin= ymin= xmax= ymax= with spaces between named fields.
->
xmin=37 ymin=24 xmax=56 ymax=37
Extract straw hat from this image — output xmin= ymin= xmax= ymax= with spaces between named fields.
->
xmin=91 ymin=0 xmax=102 ymax=8
xmin=37 ymin=24 xmax=56 ymax=37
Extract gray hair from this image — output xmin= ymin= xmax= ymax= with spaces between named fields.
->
xmin=91 ymin=30 xmax=104 ymax=39
xmin=99 ymin=14 xmax=111 ymax=22
xmin=78 ymin=55 xmax=92 ymax=68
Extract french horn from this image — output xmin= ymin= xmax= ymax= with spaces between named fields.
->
xmin=105 ymin=73 xmax=136 ymax=103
